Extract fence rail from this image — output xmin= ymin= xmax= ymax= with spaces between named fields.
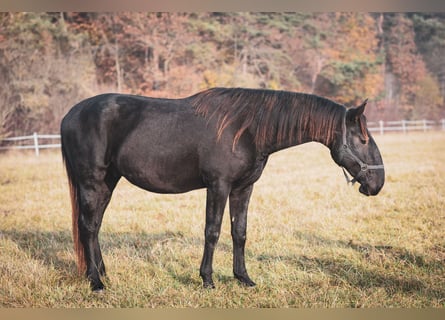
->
xmin=0 ymin=132 xmax=61 ymax=156
xmin=368 ymin=119 xmax=445 ymax=135
xmin=1 ymin=119 xmax=445 ymax=156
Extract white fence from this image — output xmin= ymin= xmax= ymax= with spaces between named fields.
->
xmin=1 ymin=119 xmax=444 ymax=156
xmin=0 ymin=132 xmax=61 ymax=156
xmin=368 ymin=119 xmax=445 ymax=135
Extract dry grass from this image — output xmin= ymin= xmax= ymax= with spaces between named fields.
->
xmin=0 ymin=133 xmax=444 ymax=307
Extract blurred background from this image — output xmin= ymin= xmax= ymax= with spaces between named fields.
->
xmin=1 ymin=12 xmax=444 ymax=137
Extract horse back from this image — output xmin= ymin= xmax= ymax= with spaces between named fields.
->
xmin=61 ymin=93 xmax=263 ymax=194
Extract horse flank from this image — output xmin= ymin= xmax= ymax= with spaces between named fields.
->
xmin=190 ymin=87 xmax=347 ymax=150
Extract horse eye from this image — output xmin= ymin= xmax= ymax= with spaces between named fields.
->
xmin=360 ymin=135 xmax=369 ymax=145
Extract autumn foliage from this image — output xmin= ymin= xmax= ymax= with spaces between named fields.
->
xmin=0 ymin=12 xmax=444 ymax=137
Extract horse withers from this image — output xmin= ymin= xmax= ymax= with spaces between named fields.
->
xmin=61 ymin=88 xmax=384 ymax=291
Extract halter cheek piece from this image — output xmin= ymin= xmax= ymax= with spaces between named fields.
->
xmin=340 ymin=113 xmax=384 ymax=185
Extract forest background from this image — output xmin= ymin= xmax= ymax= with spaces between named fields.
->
xmin=0 ymin=12 xmax=444 ymax=138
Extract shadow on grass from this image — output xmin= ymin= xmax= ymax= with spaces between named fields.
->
xmin=1 ymin=229 xmax=76 ymax=274
xmin=1 ymin=228 xmax=207 ymax=287
xmin=1 ymin=228 xmax=202 ymax=265
xmin=4 ymin=228 xmax=443 ymax=301
xmin=257 ymin=231 xmax=444 ymax=301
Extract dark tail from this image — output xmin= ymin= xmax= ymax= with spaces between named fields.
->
xmin=61 ymin=138 xmax=86 ymax=274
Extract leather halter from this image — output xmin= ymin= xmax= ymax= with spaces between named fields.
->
xmin=340 ymin=113 xmax=384 ymax=185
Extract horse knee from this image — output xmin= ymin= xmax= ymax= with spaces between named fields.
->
xmin=205 ymin=230 xmax=220 ymax=245
xmin=234 ymin=235 xmax=246 ymax=247
xmin=231 ymin=226 xmax=247 ymax=244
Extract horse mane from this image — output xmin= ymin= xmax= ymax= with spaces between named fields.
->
xmin=189 ymin=87 xmax=346 ymax=150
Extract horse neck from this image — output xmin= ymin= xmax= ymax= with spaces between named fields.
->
xmin=257 ymin=103 xmax=344 ymax=155
xmin=260 ymin=131 xmax=327 ymax=155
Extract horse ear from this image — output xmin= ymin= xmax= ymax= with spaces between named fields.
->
xmin=357 ymin=98 xmax=368 ymax=115
xmin=347 ymin=99 xmax=368 ymax=121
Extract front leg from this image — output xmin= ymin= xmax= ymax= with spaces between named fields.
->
xmin=200 ymin=181 xmax=230 ymax=288
xmin=229 ymin=184 xmax=256 ymax=286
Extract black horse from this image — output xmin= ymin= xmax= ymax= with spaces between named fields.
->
xmin=61 ymin=87 xmax=384 ymax=291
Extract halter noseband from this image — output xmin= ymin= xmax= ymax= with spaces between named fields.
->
xmin=340 ymin=112 xmax=384 ymax=185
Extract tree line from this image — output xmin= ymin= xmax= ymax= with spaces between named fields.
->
xmin=0 ymin=12 xmax=444 ymax=137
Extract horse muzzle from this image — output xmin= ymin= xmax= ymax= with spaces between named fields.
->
xmin=359 ymin=179 xmax=384 ymax=196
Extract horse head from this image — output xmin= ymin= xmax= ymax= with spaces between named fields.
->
xmin=331 ymin=100 xmax=385 ymax=196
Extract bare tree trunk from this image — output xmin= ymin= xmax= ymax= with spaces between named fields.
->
xmin=59 ymin=12 xmax=66 ymax=33
xmin=310 ymin=55 xmax=324 ymax=93
xmin=115 ymin=38 xmax=122 ymax=92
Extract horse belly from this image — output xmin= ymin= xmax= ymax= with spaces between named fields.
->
xmin=115 ymin=138 xmax=205 ymax=194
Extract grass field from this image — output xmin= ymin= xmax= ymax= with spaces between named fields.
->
xmin=0 ymin=133 xmax=444 ymax=307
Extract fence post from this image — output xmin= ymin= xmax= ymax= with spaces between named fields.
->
xmin=379 ymin=120 xmax=384 ymax=135
xmin=442 ymin=119 xmax=445 ymax=131
xmin=423 ymin=119 xmax=427 ymax=132
xmin=402 ymin=120 xmax=406 ymax=134
xmin=33 ymin=132 xmax=39 ymax=156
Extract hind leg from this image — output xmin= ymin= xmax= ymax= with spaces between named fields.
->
xmin=78 ymin=171 xmax=120 ymax=291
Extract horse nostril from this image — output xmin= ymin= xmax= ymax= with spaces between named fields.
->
xmin=359 ymin=184 xmax=370 ymax=196
xmin=360 ymin=183 xmax=383 ymax=196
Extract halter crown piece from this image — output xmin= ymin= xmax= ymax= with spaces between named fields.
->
xmin=340 ymin=112 xmax=384 ymax=185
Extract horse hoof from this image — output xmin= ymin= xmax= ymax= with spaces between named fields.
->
xmin=240 ymin=280 xmax=256 ymax=287
xmin=203 ymin=281 xmax=216 ymax=289
xmin=91 ymin=282 xmax=105 ymax=293
xmin=235 ymin=275 xmax=256 ymax=287
xmin=243 ymin=280 xmax=256 ymax=287
xmin=93 ymin=288 xmax=105 ymax=294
